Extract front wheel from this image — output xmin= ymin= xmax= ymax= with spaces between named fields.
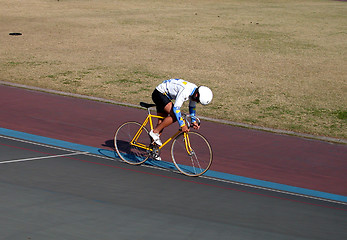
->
xmin=114 ymin=121 xmax=151 ymax=165
xmin=171 ymin=131 xmax=213 ymax=177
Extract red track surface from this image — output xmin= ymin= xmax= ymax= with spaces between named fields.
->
xmin=1 ymin=85 xmax=346 ymax=196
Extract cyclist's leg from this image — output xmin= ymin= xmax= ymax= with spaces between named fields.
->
xmin=154 ymin=102 xmax=176 ymax=134
xmin=152 ymin=89 xmax=176 ymax=134
xmin=156 ymin=112 xmax=166 ymax=130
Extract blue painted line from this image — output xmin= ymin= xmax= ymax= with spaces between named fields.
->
xmin=1 ymin=127 xmax=346 ymax=203
xmin=203 ymin=171 xmax=347 ymax=203
xmin=0 ymin=127 xmax=117 ymax=159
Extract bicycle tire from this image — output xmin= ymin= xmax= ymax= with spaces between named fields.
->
xmin=114 ymin=121 xmax=151 ymax=165
xmin=171 ymin=131 xmax=213 ymax=177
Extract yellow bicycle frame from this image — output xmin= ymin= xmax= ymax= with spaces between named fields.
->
xmin=130 ymin=113 xmax=193 ymax=154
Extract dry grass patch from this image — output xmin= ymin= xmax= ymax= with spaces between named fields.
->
xmin=1 ymin=0 xmax=346 ymax=139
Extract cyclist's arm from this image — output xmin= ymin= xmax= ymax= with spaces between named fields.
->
xmin=189 ymin=100 xmax=197 ymax=123
xmin=173 ymin=89 xmax=190 ymax=128
xmin=173 ymin=106 xmax=186 ymax=128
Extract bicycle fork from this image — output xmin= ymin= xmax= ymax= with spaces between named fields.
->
xmin=183 ymin=132 xmax=194 ymax=156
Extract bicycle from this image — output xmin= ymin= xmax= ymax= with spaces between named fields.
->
xmin=114 ymin=102 xmax=213 ymax=177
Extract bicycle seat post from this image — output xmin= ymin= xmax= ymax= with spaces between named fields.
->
xmin=147 ymin=107 xmax=151 ymax=115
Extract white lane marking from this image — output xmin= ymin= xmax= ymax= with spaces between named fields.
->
xmin=0 ymin=152 xmax=87 ymax=164
xmin=0 ymin=134 xmax=78 ymax=153
xmin=200 ymin=175 xmax=347 ymax=206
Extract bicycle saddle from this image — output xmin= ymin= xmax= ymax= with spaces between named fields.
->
xmin=140 ymin=102 xmax=156 ymax=109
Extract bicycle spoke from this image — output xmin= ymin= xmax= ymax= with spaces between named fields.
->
xmin=114 ymin=122 xmax=151 ymax=165
xmin=171 ymin=132 xmax=212 ymax=176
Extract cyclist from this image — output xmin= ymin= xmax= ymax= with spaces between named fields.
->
xmin=150 ymin=78 xmax=213 ymax=146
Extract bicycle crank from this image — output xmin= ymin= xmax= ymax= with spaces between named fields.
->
xmin=149 ymin=144 xmax=161 ymax=159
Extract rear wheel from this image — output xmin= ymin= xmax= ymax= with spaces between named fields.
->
xmin=171 ymin=131 xmax=213 ymax=176
xmin=114 ymin=121 xmax=151 ymax=165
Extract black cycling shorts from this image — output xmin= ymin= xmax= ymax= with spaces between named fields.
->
xmin=152 ymin=89 xmax=171 ymax=113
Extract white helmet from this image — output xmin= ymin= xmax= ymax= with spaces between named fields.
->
xmin=198 ymin=86 xmax=213 ymax=105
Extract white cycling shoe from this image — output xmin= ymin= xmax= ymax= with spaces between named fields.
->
xmin=149 ymin=130 xmax=162 ymax=146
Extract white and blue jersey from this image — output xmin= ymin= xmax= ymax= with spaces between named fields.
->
xmin=156 ymin=79 xmax=197 ymax=127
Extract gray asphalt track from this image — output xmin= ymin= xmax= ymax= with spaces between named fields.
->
xmin=1 ymin=135 xmax=346 ymax=240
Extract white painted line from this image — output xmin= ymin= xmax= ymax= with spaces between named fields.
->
xmin=0 ymin=134 xmax=78 ymax=153
xmin=0 ymin=152 xmax=87 ymax=165
xmin=200 ymin=175 xmax=347 ymax=206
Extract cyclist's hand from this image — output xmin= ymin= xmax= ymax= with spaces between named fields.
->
xmin=181 ymin=125 xmax=189 ymax=133
xmin=192 ymin=121 xmax=200 ymax=130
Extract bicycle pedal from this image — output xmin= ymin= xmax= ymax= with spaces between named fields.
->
xmin=150 ymin=142 xmax=160 ymax=147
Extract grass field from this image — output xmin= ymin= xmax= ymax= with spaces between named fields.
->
xmin=1 ymin=0 xmax=346 ymax=139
